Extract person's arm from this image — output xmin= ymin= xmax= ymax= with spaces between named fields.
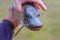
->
xmin=0 ymin=19 xmax=14 ymax=40
xmin=0 ymin=5 xmax=22 ymax=40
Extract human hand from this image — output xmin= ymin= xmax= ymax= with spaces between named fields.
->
xmin=6 ymin=5 xmax=23 ymax=28
xmin=14 ymin=0 xmax=47 ymax=13
xmin=5 ymin=5 xmax=24 ymax=37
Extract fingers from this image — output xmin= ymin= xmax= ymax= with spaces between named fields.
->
xmin=34 ymin=4 xmax=40 ymax=10
xmin=37 ymin=0 xmax=47 ymax=11
xmin=14 ymin=0 xmax=47 ymax=12
xmin=25 ymin=0 xmax=47 ymax=11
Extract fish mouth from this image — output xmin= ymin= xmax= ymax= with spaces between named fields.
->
xmin=27 ymin=26 xmax=42 ymax=31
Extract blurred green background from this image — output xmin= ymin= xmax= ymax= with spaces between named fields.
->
xmin=0 ymin=0 xmax=60 ymax=40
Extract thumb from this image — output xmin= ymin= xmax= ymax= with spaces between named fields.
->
xmin=14 ymin=0 xmax=22 ymax=13
xmin=16 ymin=3 xmax=23 ymax=13
xmin=9 ymin=6 xmax=14 ymax=17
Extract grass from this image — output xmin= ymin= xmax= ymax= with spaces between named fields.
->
xmin=0 ymin=0 xmax=60 ymax=40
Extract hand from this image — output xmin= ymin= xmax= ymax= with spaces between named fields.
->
xmin=6 ymin=5 xmax=22 ymax=28
xmin=14 ymin=0 xmax=47 ymax=13
xmin=5 ymin=6 xmax=24 ymax=37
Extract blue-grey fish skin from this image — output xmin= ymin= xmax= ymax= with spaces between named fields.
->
xmin=24 ymin=4 xmax=43 ymax=31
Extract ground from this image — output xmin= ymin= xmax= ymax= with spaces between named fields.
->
xmin=0 ymin=0 xmax=60 ymax=40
